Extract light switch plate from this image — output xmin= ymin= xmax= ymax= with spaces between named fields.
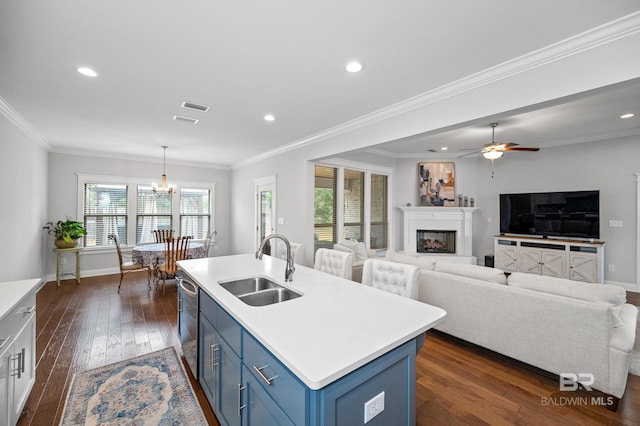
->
xmin=364 ymin=391 xmax=385 ymax=423
xmin=609 ymin=220 xmax=623 ymax=228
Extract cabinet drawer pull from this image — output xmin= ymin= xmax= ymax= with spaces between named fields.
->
xmin=238 ymin=384 xmax=247 ymax=416
xmin=253 ymin=364 xmax=278 ymax=386
xmin=0 ymin=336 xmax=11 ymax=351
xmin=25 ymin=305 xmax=36 ymax=315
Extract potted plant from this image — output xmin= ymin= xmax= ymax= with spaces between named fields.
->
xmin=44 ymin=217 xmax=87 ymax=249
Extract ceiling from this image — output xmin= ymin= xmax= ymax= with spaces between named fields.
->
xmin=1 ymin=1 xmax=639 ymax=168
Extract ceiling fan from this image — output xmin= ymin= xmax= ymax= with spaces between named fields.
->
xmin=473 ymin=122 xmax=540 ymax=160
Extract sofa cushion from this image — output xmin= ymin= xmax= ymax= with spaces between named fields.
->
xmin=435 ymin=260 xmax=507 ymax=284
xmin=385 ymin=250 xmax=436 ymax=270
xmin=508 ymin=272 xmax=626 ymax=326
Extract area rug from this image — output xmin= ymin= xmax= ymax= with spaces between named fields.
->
xmin=60 ymin=347 xmax=207 ymax=425
xmin=630 ymin=316 xmax=640 ymax=376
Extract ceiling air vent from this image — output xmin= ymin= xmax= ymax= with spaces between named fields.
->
xmin=173 ymin=115 xmax=199 ymax=124
xmin=181 ymin=101 xmax=210 ymax=112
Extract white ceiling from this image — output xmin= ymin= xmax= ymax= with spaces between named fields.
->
xmin=1 ymin=1 xmax=639 ymax=168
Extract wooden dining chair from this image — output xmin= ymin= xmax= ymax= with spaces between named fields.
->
xmin=153 ymin=229 xmax=174 ymax=243
xmin=108 ymin=233 xmax=151 ymax=293
xmin=157 ymin=236 xmax=192 ymax=294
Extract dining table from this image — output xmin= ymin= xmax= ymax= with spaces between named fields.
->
xmin=132 ymin=241 xmax=206 ymax=268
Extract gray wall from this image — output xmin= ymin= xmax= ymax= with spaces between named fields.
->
xmin=393 ymin=135 xmax=640 ymax=286
xmin=44 ymin=152 xmax=232 ymax=278
xmin=0 ymin=114 xmax=48 ymax=281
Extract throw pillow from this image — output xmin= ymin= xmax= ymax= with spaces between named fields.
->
xmin=434 ymin=260 xmax=507 ymax=284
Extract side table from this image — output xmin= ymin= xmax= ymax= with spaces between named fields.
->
xmin=53 ymin=247 xmax=82 ymax=286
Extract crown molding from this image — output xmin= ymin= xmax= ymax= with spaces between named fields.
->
xmin=0 ymin=96 xmax=49 ymax=149
xmin=234 ymin=11 xmax=640 ymax=169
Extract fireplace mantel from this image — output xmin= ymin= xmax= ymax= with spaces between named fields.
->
xmin=398 ymin=206 xmax=478 ymax=259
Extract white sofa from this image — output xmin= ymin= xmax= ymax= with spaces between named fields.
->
xmin=333 ymin=239 xmax=377 ymax=282
xmin=384 ymin=250 xmax=638 ymax=404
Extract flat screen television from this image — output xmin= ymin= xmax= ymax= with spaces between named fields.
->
xmin=499 ymin=190 xmax=600 ymax=239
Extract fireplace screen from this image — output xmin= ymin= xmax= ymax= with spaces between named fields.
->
xmin=417 ymin=230 xmax=456 ymax=254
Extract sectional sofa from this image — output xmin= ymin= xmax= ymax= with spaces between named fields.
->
xmin=383 ymin=250 xmax=638 ymax=407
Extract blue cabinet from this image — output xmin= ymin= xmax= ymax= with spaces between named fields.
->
xmin=198 ymin=290 xmax=419 ymax=426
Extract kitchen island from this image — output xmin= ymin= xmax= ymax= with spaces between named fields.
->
xmin=178 ymin=253 xmax=446 ymax=425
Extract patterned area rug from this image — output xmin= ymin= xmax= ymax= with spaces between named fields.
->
xmin=60 ymin=347 xmax=207 ymax=425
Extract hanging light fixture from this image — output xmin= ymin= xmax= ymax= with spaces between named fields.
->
xmin=152 ymin=146 xmax=175 ymax=198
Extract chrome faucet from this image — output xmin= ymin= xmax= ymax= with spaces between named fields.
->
xmin=255 ymin=234 xmax=295 ymax=282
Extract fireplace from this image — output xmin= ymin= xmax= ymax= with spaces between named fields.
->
xmin=399 ymin=206 xmax=478 ymax=263
xmin=417 ymin=230 xmax=456 ymax=254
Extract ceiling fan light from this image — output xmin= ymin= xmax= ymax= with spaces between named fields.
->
xmin=483 ymin=150 xmax=503 ymax=160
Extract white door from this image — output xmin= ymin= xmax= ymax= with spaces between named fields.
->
xmin=255 ymin=176 xmax=276 ymax=250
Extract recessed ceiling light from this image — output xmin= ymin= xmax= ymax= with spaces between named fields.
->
xmin=441 ymin=147 xmax=448 ymax=151
xmin=345 ymin=62 xmax=363 ymax=73
xmin=620 ymin=113 xmax=635 ymax=119
xmin=264 ymin=114 xmax=276 ymax=122
xmin=76 ymin=67 xmax=98 ymax=77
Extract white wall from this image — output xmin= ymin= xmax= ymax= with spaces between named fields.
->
xmin=0 ymin=114 xmax=48 ymax=281
xmin=44 ymin=153 xmax=232 ymax=278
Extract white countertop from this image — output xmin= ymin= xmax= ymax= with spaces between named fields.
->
xmin=0 ymin=279 xmax=42 ymax=322
xmin=178 ymin=254 xmax=446 ymax=389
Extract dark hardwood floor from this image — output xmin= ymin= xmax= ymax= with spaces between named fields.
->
xmin=17 ymin=273 xmax=640 ymax=425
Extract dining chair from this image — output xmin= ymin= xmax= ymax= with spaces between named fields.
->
xmin=313 ymin=248 xmax=353 ymax=280
xmin=157 ymin=236 xmax=192 ymax=294
xmin=108 ymin=233 xmax=151 ymax=293
xmin=361 ymin=259 xmax=420 ymax=299
xmin=203 ymin=230 xmax=217 ymax=256
xmin=272 ymin=240 xmax=305 ymax=265
xmin=153 ymin=229 xmax=174 ymax=243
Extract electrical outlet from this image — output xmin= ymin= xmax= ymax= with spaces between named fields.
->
xmin=364 ymin=391 xmax=385 ymax=424
xmin=608 ymin=265 xmax=615 ymax=272
xmin=609 ymin=220 xmax=623 ymax=228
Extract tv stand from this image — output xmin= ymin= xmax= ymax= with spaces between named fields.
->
xmin=494 ymin=235 xmax=605 ymax=283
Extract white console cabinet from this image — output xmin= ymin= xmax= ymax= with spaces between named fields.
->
xmin=0 ymin=279 xmax=40 ymax=426
xmin=494 ymin=236 xmax=605 ymax=283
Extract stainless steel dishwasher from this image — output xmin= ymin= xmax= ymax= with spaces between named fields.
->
xmin=177 ymin=272 xmax=198 ymax=376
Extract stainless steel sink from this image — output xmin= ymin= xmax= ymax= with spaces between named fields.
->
xmin=220 ymin=276 xmax=281 ymax=296
xmin=219 ymin=276 xmax=302 ymax=306
xmin=238 ymin=287 xmax=302 ymax=306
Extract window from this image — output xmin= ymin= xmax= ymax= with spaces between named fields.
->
xmin=78 ymin=174 xmax=215 ymax=248
xmin=314 ymin=165 xmax=337 ymax=253
xmin=343 ymin=169 xmax=364 ymax=240
xmin=370 ymin=174 xmax=388 ymax=249
xmin=180 ymin=188 xmax=211 ymax=239
xmin=83 ymin=183 xmax=128 ymax=246
xmin=314 ymin=162 xmax=390 ymax=254
xmin=136 ymin=186 xmax=172 ymax=244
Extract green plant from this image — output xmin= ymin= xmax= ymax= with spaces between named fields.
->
xmin=44 ymin=217 xmax=87 ymax=242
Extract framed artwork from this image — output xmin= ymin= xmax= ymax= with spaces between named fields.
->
xmin=418 ymin=162 xmax=455 ymax=206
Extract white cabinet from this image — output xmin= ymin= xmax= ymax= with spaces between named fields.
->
xmin=494 ymin=236 xmax=604 ymax=283
xmin=0 ymin=283 xmax=37 ymax=426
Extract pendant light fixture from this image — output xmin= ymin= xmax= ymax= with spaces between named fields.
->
xmin=152 ymin=146 xmax=175 ymax=198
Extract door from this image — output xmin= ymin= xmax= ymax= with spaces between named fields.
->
xmin=255 ymin=176 xmax=276 ymax=251
xmin=12 ymin=314 xmax=35 ymax=423
xmin=199 ymin=315 xmax=218 ymax=409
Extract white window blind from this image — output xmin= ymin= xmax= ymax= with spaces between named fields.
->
xmin=83 ymin=183 xmax=128 ymax=247
xmin=314 ymin=165 xmax=337 ymax=253
xmin=136 ymin=186 xmax=172 ymax=244
xmin=343 ymin=169 xmax=365 ymax=241
xmin=180 ymin=188 xmax=211 ymax=239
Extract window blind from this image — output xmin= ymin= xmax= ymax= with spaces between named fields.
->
xmin=314 ymin=165 xmax=337 ymax=252
xmin=370 ymin=173 xmax=388 ymax=249
xmin=343 ymin=169 xmax=364 ymax=241
xmin=180 ymin=188 xmax=211 ymax=239
xmin=136 ymin=186 xmax=172 ymax=244
xmin=83 ymin=183 xmax=128 ymax=247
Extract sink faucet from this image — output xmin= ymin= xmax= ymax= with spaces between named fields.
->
xmin=255 ymin=234 xmax=295 ymax=282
